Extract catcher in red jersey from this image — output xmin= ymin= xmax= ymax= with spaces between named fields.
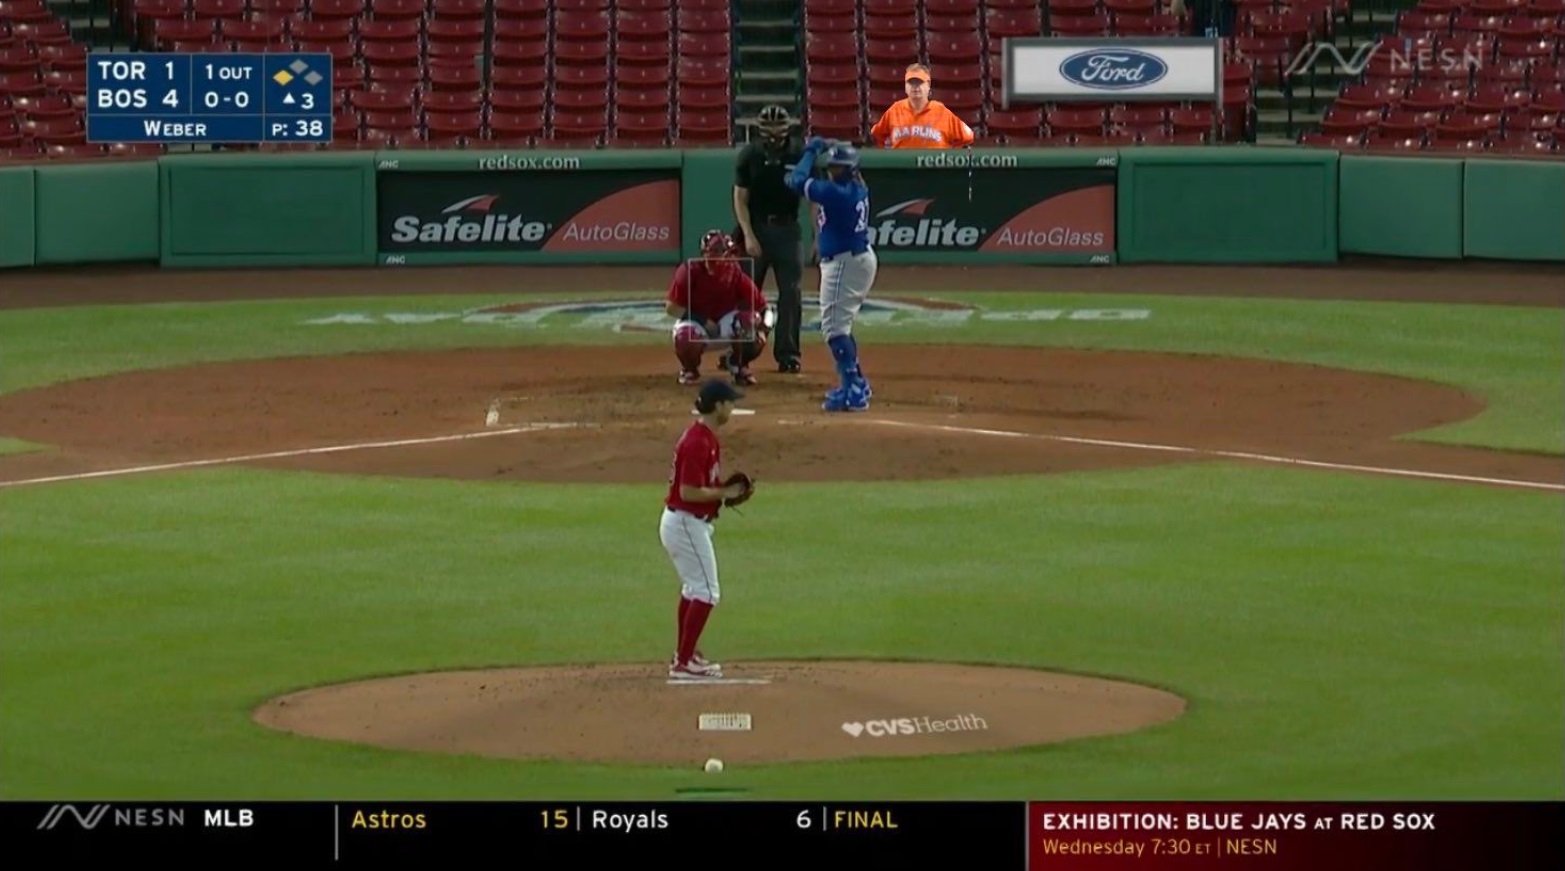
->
xmin=661 ymin=378 xmax=755 ymax=680
xmin=667 ymin=229 xmax=776 ymax=386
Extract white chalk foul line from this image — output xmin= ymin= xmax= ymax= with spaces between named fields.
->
xmin=0 ymin=423 xmax=585 ymax=489
xmin=863 ymin=419 xmax=1565 ymax=493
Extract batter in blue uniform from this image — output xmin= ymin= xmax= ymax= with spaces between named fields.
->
xmin=785 ymin=138 xmax=878 ymax=412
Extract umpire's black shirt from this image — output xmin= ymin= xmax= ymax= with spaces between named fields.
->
xmin=735 ymin=137 xmax=804 ymax=222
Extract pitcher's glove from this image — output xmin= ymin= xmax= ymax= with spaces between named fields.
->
xmin=722 ymin=472 xmax=755 ymax=508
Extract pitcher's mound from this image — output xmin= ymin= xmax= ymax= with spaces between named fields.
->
xmin=253 ymin=660 xmax=1186 ymax=765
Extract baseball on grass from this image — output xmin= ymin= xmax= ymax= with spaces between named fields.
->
xmin=704 ymin=758 xmax=724 ymax=773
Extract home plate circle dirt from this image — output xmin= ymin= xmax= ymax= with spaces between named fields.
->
xmin=251 ymin=661 xmax=1187 ymax=766
xmin=0 ymin=344 xmax=1557 ymax=489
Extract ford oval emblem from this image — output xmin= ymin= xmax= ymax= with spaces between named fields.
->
xmin=1059 ymin=49 xmax=1169 ymax=91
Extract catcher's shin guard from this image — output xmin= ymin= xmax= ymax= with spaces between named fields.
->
xmin=730 ymin=311 xmax=767 ymax=366
xmin=672 ymin=323 xmax=706 ymax=372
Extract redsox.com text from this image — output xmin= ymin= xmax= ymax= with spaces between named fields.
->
xmin=915 ymin=153 xmax=1018 ymax=168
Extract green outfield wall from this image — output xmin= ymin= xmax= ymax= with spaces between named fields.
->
xmin=159 ymin=151 xmax=377 ymax=267
xmin=1338 ymin=155 xmax=1465 ymax=259
xmin=1116 ymin=147 xmax=1339 ymax=263
xmin=0 ymin=166 xmax=36 ymax=269
xmin=1 ymin=148 xmax=1560 ymax=271
xmin=1462 ymin=158 xmax=1565 ymax=262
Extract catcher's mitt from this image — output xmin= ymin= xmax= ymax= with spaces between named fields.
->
xmin=722 ymin=472 xmax=755 ymax=508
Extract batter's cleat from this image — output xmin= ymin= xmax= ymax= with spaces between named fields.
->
xmin=824 ymin=380 xmax=873 ymax=403
xmin=669 ymin=661 xmax=724 ymax=680
xmin=679 ymin=369 xmax=701 ymax=385
xmin=731 ymin=366 xmax=757 ymax=386
xmin=822 ymin=384 xmax=870 ymax=412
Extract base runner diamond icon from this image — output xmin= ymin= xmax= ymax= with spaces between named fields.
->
xmin=289 ymin=59 xmax=309 ymax=74
xmin=273 ymin=70 xmax=293 ymax=86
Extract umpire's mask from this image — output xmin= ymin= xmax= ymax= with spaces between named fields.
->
xmin=756 ymin=104 xmax=793 ymax=151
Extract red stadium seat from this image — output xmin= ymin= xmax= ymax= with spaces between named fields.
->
xmin=359 ymin=19 xmax=422 ymax=43
xmin=297 ymin=40 xmax=356 ymax=65
xmin=309 ymin=0 xmax=365 ymax=20
xmin=554 ymin=40 xmax=610 ymax=65
xmin=618 ymin=39 xmax=673 ymax=64
xmin=927 ymin=33 xmax=983 ymax=64
xmin=492 ymin=16 xmax=549 ymax=39
xmin=984 ymin=107 xmax=1043 ymax=138
xmin=1298 ymin=131 xmax=1362 ymax=149
xmin=986 ymin=8 xmax=1043 ymax=39
xmin=925 ymin=11 xmax=980 ymax=34
xmin=370 ymin=0 xmax=427 ymax=20
xmin=615 ymin=109 xmax=672 ymax=143
xmin=680 ymin=9 xmax=731 ymax=33
xmin=807 ymin=105 xmax=863 ymax=132
xmin=618 ymin=63 xmax=672 ymax=88
xmin=487 ymin=87 xmax=546 ymax=112
xmin=678 ymin=31 xmax=730 ymax=57
xmin=431 ymin=0 xmax=487 ymax=19
xmin=491 ymin=65 xmax=547 ymax=89
xmin=615 ymin=84 xmax=669 ymax=110
xmin=424 ymin=107 xmax=482 ymax=135
xmin=488 ymin=109 xmax=546 ymax=139
xmin=429 ymin=62 xmax=483 ymax=91
xmin=1319 ymin=106 xmax=1386 ymax=136
xmin=676 ymin=107 xmax=731 ymax=140
xmin=620 ymin=10 xmax=673 ymax=40
xmin=864 ymin=13 xmax=920 ymax=40
xmin=810 ymin=83 xmax=861 ymax=110
xmin=555 ymin=63 xmax=609 ymax=88
xmin=492 ymin=0 xmax=551 ymax=17
xmin=556 ymin=12 xmax=611 ymax=41
xmin=677 ymin=57 xmax=730 ymax=88
xmin=360 ymin=42 xmax=421 ymax=68
xmin=492 ymin=39 xmax=548 ymax=66
xmin=806 ymin=32 xmax=859 ymax=66
xmin=553 ymin=86 xmax=609 ymax=112
xmin=676 ymin=83 xmax=730 ymax=111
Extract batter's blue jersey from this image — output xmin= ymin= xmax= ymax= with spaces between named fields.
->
xmin=786 ymin=169 xmax=871 ymax=260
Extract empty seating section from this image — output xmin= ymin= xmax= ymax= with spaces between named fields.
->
xmin=2 ymin=0 xmax=140 ymax=159
xmin=5 ymin=0 xmax=738 ymax=158
xmin=1304 ymin=0 xmax=1563 ymax=153
xmin=803 ymin=0 xmax=1288 ymax=145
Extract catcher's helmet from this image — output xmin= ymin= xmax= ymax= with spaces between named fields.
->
xmin=700 ymin=229 xmax=735 ymax=258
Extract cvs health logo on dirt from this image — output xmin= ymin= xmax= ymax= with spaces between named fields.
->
xmin=841 ymin=714 xmax=988 ymax=738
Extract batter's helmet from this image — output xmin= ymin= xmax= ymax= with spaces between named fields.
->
xmin=825 ymin=143 xmax=860 ymax=171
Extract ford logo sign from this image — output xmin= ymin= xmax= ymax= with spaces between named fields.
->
xmin=1058 ymin=49 xmax=1169 ymax=91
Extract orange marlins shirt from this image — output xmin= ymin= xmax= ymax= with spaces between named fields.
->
xmin=870 ymin=99 xmax=976 ymax=149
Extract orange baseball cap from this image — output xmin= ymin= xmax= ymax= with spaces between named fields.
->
xmin=905 ymin=67 xmax=930 ymax=83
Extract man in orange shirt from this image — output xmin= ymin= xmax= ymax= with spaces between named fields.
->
xmin=869 ymin=63 xmax=976 ymax=149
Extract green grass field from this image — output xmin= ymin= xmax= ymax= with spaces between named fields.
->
xmin=1 ymin=288 xmax=1560 ymax=800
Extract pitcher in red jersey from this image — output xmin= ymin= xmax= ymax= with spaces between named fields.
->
xmin=667 ymin=229 xmax=776 ymax=387
xmin=661 ymin=379 xmax=752 ymax=680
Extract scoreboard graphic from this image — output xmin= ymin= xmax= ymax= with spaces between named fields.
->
xmin=86 ymin=53 xmax=333 ymax=144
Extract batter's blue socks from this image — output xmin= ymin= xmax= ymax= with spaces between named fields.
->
xmin=847 ymin=335 xmax=864 ymax=382
xmin=828 ymin=334 xmax=856 ymax=390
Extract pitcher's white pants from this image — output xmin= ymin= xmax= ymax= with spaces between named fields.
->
xmin=660 ymin=508 xmax=720 ymax=605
